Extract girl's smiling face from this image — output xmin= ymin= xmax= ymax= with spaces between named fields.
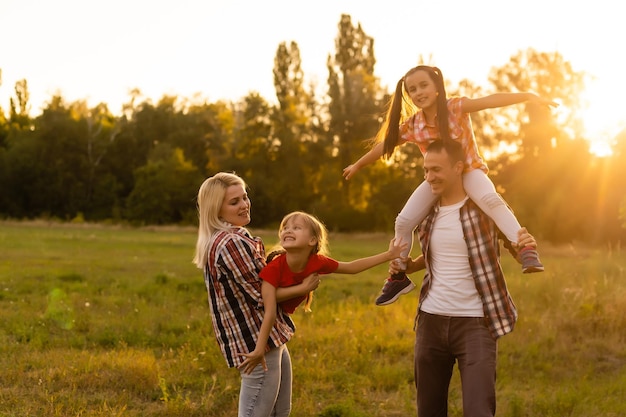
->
xmin=219 ymin=184 xmax=251 ymax=227
xmin=404 ymin=69 xmax=438 ymax=110
xmin=279 ymin=215 xmax=317 ymax=252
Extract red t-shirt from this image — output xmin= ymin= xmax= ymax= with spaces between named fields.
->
xmin=259 ymin=253 xmax=339 ymax=313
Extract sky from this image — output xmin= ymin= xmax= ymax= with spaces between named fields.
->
xmin=1 ymin=0 xmax=624 ymax=153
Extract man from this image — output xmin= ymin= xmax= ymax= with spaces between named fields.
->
xmin=392 ymin=139 xmax=538 ymax=416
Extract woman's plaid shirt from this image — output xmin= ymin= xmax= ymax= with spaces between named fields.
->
xmin=204 ymin=227 xmax=295 ymax=368
xmin=417 ymin=198 xmax=520 ymax=339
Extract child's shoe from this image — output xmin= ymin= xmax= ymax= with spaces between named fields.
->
xmin=519 ymin=246 xmax=545 ymax=273
xmin=375 ymin=272 xmax=416 ymax=306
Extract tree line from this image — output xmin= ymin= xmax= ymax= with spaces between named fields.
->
xmin=1 ymin=14 xmax=625 ymax=244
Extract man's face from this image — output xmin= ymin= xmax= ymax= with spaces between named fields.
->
xmin=423 ymin=149 xmax=463 ymax=196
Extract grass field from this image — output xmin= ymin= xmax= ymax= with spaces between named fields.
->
xmin=0 ymin=221 xmax=625 ymax=416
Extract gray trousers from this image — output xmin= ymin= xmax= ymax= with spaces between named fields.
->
xmin=238 ymin=344 xmax=292 ymax=417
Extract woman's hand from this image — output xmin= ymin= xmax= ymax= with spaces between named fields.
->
xmin=301 ymin=273 xmax=321 ymax=292
xmin=237 ymin=349 xmax=267 ymax=374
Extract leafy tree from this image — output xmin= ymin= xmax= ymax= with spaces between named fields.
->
xmin=488 ymin=49 xmax=587 ymax=156
xmin=619 ymin=196 xmax=626 ymax=229
xmin=70 ymin=101 xmax=122 ymax=219
xmin=199 ymin=100 xmax=237 ymax=176
xmin=126 ymin=144 xmax=202 ymax=224
xmin=481 ymin=49 xmax=605 ymax=242
xmin=1 ymin=96 xmax=85 ymax=219
xmin=325 ymin=14 xmax=397 ymax=229
xmin=268 ymin=42 xmax=321 ymax=218
xmin=9 ymin=79 xmax=32 ymax=131
xmin=611 ymin=128 xmax=626 ymax=232
xmin=0 ymin=73 xmax=11 ymax=213
xmin=227 ymin=92 xmax=277 ymax=225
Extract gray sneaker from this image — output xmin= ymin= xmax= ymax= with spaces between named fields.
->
xmin=375 ymin=274 xmax=416 ymax=306
xmin=519 ymin=246 xmax=545 ymax=273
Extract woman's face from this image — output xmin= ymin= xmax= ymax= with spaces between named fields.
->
xmin=219 ymin=184 xmax=251 ymax=227
xmin=404 ymin=70 xmax=438 ymax=110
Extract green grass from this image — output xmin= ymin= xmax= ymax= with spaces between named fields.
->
xmin=0 ymin=221 xmax=624 ymax=416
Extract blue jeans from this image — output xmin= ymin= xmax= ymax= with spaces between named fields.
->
xmin=238 ymin=344 xmax=292 ymax=417
xmin=414 ymin=311 xmax=498 ymax=417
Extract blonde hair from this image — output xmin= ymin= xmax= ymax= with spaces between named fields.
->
xmin=193 ymin=172 xmax=247 ymax=269
xmin=274 ymin=211 xmax=330 ymax=312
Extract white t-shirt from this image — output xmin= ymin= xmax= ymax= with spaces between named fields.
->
xmin=420 ymin=197 xmax=484 ymax=317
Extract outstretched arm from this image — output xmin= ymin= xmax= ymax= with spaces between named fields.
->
xmin=334 ymin=238 xmax=408 ymax=274
xmin=237 ymin=280 xmax=277 ymax=374
xmin=343 ymin=142 xmax=385 ymax=180
xmin=462 ymin=93 xmax=559 ymax=113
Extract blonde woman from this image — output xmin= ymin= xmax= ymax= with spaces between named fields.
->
xmin=193 ymin=173 xmax=319 ymax=417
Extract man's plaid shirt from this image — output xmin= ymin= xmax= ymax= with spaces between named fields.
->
xmin=417 ymin=198 xmax=520 ymax=339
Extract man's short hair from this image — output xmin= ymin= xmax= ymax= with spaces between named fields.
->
xmin=425 ymin=139 xmax=465 ymax=165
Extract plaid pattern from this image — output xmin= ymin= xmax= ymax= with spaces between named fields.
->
xmin=399 ymin=97 xmax=489 ymax=174
xmin=204 ymin=228 xmax=294 ymax=368
xmin=417 ymin=199 xmax=519 ymax=339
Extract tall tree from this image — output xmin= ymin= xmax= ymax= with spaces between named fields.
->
xmin=126 ymin=143 xmax=202 ymax=224
xmin=268 ymin=41 xmax=320 ymax=217
xmin=485 ymin=49 xmax=623 ymax=243
xmin=325 ymin=14 xmax=390 ymax=226
xmin=10 ymin=79 xmax=32 ymax=131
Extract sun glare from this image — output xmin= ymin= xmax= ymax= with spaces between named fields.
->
xmin=589 ymin=140 xmax=614 ymax=158
xmin=579 ymin=80 xmax=621 ymax=158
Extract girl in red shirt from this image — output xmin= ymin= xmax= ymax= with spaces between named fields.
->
xmin=237 ymin=211 xmax=407 ymax=373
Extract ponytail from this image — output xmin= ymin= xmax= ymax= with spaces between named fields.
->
xmin=380 ymin=78 xmax=404 ymax=158
xmin=431 ymin=67 xmax=451 ymax=142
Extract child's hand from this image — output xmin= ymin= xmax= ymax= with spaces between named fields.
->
xmin=387 ymin=237 xmax=408 ymax=260
xmin=388 ymin=257 xmax=407 ymax=274
xmin=389 ymin=255 xmax=425 ymax=275
xmin=512 ymin=227 xmax=537 ymax=249
xmin=530 ymin=94 xmax=559 ymax=109
xmin=237 ymin=349 xmax=267 ymax=375
xmin=343 ymin=164 xmax=359 ymax=180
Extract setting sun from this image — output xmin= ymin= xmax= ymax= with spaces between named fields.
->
xmin=588 ymin=140 xmax=614 ymax=158
xmin=579 ymin=77 xmax=623 ymax=157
